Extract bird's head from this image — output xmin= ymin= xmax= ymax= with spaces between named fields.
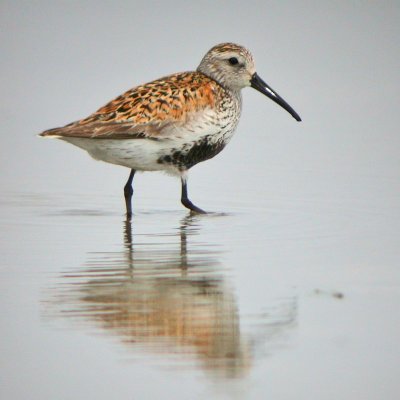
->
xmin=197 ymin=43 xmax=301 ymax=121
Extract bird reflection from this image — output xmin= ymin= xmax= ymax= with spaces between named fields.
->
xmin=47 ymin=215 xmax=296 ymax=378
xmin=50 ymin=215 xmax=251 ymax=377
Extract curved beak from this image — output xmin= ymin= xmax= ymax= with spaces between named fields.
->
xmin=250 ymin=73 xmax=301 ymax=121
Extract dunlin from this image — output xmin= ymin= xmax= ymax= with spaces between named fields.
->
xmin=40 ymin=43 xmax=301 ymax=216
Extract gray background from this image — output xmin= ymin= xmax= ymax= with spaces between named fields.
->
xmin=2 ymin=1 xmax=399 ymax=198
xmin=1 ymin=2 xmax=399 ymax=399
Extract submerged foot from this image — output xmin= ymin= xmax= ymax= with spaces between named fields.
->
xmin=181 ymin=198 xmax=207 ymax=214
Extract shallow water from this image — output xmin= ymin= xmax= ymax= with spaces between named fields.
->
xmin=1 ymin=172 xmax=399 ymax=399
xmin=2 ymin=3 xmax=400 ymax=397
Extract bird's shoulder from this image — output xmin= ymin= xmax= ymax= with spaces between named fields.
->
xmin=87 ymin=71 xmax=224 ymax=124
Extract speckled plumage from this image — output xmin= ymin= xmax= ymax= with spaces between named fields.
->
xmin=40 ymin=43 xmax=301 ymax=214
xmin=44 ymin=72 xmax=236 ymax=138
xmin=41 ymin=70 xmax=241 ymax=173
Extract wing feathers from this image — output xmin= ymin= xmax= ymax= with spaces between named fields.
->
xmin=40 ymin=72 xmax=221 ymax=140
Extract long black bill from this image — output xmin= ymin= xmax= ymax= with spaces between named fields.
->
xmin=250 ymin=72 xmax=301 ymax=121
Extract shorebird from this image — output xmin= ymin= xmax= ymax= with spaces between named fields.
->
xmin=40 ymin=43 xmax=301 ymax=216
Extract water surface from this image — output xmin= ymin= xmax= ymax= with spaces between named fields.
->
xmin=1 ymin=180 xmax=399 ymax=399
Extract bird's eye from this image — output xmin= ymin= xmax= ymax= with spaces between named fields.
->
xmin=228 ymin=57 xmax=239 ymax=66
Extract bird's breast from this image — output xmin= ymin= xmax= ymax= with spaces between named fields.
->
xmin=156 ymin=92 xmax=242 ymax=170
xmin=181 ymin=88 xmax=242 ymax=141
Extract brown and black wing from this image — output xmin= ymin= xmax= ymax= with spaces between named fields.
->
xmin=40 ymin=72 xmax=219 ymax=140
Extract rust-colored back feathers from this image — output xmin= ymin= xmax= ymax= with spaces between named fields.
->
xmin=41 ymin=72 xmax=224 ymax=140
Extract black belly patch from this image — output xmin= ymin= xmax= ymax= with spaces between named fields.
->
xmin=158 ymin=137 xmax=226 ymax=169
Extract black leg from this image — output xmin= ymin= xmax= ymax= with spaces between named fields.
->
xmin=180 ymin=175 xmax=206 ymax=214
xmin=124 ymin=169 xmax=136 ymax=218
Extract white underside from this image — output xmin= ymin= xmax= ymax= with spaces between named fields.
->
xmin=59 ymin=129 xmax=236 ymax=176
xmin=60 ymin=137 xmax=186 ymax=175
